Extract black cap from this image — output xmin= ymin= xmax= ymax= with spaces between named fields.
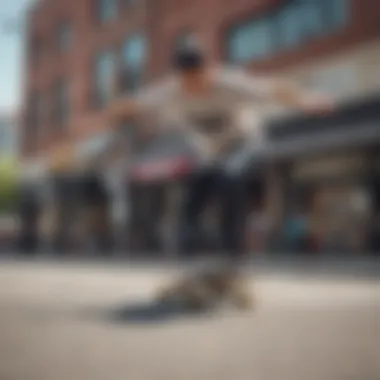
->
xmin=172 ymin=36 xmax=205 ymax=71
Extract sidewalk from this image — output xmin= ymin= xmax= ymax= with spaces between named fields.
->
xmin=1 ymin=252 xmax=379 ymax=280
xmin=246 ymin=254 xmax=380 ymax=279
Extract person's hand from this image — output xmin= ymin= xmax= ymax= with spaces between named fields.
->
xmin=300 ymin=93 xmax=336 ymax=115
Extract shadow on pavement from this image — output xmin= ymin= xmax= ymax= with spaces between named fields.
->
xmin=81 ymin=300 xmax=215 ymax=325
xmin=22 ymin=300 xmax=212 ymax=326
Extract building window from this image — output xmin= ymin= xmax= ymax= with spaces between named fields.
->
xmin=276 ymin=2 xmax=306 ymax=50
xmin=56 ymin=22 xmax=73 ymax=52
xmin=225 ymin=0 xmax=349 ymax=63
xmin=228 ymin=17 xmax=275 ymax=63
xmin=120 ymin=33 xmax=146 ymax=93
xmin=327 ymin=0 xmax=349 ymax=31
xmin=53 ymin=80 xmax=70 ymax=129
xmin=93 ymin=51 xmax=115 ymax=108
xmin=95 ymin=0 xmax=118 ymax=23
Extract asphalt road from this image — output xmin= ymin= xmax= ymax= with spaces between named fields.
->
xmin=0 ymin=260 xmax=379 ymax=380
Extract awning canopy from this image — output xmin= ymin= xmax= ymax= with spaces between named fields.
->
xmin=266 ymin=120 xmax=380 ymax=159
xmin=266 ymin=94 xmax=380 ymax=158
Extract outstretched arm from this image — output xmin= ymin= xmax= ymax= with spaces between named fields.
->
xmin=217 ymin=67 xmax=335 ymax=114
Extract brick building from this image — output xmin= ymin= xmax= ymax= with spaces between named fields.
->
xmin=20 ymin=0 xmax=380 ymax=253
xmin=21 ymin=0 xmax=380 ymax=161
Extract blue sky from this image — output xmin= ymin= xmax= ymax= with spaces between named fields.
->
xmin=0 ymin=0 xmax=33 ymax=114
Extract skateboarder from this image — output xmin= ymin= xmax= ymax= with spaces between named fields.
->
xmin=134 ymin=37 xmax=334 ymax=309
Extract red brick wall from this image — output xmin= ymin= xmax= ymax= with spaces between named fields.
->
xmin=22 ymin=0 xmax=380 ymax=158
xmin=22 ymin=0 xmax=147 ymax=157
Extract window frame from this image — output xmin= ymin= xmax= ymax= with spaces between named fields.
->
xmin=119 ymin=32 xmax=147 ymax=94
xmin=92 ymin=50 xmax=116 ymax=108
xmin=223 ymin=0 xmax=349 ymax=64
xmin=94 ymin=0 xmax=119 ymax=24
xmin=56 ymin=21 xmax=73 ymax=53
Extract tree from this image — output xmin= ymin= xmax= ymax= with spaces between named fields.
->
xmin=0 ymin=157 xmax=19 ymax=212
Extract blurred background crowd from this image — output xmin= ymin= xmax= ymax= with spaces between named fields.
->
xmin=1 ymin=0 xmax=380 ymax=257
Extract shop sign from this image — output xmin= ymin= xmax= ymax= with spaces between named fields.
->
xmin=293 ymin=155 xmax=367 ymax=180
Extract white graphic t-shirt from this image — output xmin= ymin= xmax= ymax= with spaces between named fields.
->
xmin=137 ymin=66 xmax=276 ymax=165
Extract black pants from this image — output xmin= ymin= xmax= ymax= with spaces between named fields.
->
xmin=179 ymin=166 xmax=248 ymax=257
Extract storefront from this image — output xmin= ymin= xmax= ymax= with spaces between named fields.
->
xmin=286 ymin=152 xmax=372 ymax=253
xmin=265 ymin=94 xmax=380 ymax=254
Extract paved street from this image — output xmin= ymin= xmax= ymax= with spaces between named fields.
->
xmin=0 ymin=260 xmax=379 ymax=380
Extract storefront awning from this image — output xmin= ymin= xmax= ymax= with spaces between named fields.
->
xmin=265 ymin=94 xmax=380 ymax=158
xmin=266 ymin=120 xmax=380 ymax=158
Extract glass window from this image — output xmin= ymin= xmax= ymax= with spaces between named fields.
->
xmin=228 ymin=26 xmax=252 ymax=63
xmin=297 ymin=1 xmax=325 ymax=40
xmin=328 ymin=0 xmax=349 ymax=31
xmin=96 ymin=0 xmax=118 ymax=23
xmin=276 ymin=2 xmax=304 ymax=49
xmin=121 ymin=34 xmax=146 ymax=92
xmin=93 ymin=52 xmax=115 ymax=107
xmin=123 ymin=33 xmax=146 ymax=69
xmin=247 ymin=18 xmax=274 ymax=59
xmin=227 ymin=18 xmax=275 ymax=63
xmin=225 ymin=0 xmax=349 ymax=63
xmin=276 ymin=0 xmax=348 ymax=49
xmin=57 ymin=23 xmax=73 ymax=52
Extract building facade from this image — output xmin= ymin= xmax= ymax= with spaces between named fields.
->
xmin=22 ymin=0 xmax=380 ymax=160
xmin=20 ymin=0 xmax=380 ymax=254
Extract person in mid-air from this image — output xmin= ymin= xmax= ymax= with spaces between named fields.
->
xmin=134 ymin=36 xmax=334 ymax=308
